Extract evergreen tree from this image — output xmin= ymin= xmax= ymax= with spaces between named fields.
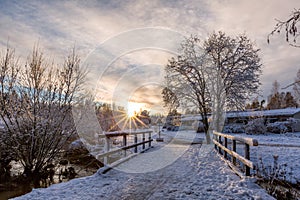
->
xmin=267 ymin=92 xmax=281 ymax=109
xmin=284 ymin=92 xmax=298 ymax=108
xmin=251 ymin=98 xmax=260 ymax=109
xmin=267 ymin=80 xmax=282 ymax=110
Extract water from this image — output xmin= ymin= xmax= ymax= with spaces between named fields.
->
xmin=0 ymin=164 xmax=99 ymax=200
xmin=0 ymin=184 xmax=32 ymax=200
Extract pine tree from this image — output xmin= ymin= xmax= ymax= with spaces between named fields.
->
xmin=267 ymin=92 xmax=281 ymax=109
xmin=251 ymin=98 xmax=260 ymax=109
xmin=284 ymin=92 xmax=298 ymax=108
xmin=267 ymin=80 xmax=282 ymax=110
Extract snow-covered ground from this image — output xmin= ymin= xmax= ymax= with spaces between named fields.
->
xmin=13 ymin=131 xmax=274 ymax=200
xmin=232 ymin=132 xmax=300 ymax=184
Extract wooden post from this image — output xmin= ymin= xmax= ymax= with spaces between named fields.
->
xmin=218 ymin=136 xmax=222 ymax=154
xmin=224 ymin=137 xmax=228 ymax=159
xmin=104 ymin=137 xmax=110 ymax=165
xmin=214 ymin=134 xmax=217 ymax=150
xmin=142 ymin=133 xmax=145 ymax=149
xmin=123 ymin=134 xmax=127 ymax=157
xmin=134 ymin=134 xmax=138 ymax=153
xmin=232 ymin=140 xmax=236 ymax=165
xmin=245 ymin=143 xmax=250 ymax=176
xmin=149 ymin=132 xmax=152 ymax=147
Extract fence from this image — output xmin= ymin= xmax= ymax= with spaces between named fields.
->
xmin=96 ymin=129 xmax=153 ymax=165
xmin=212 ymin=130 xmax=258 ymax=176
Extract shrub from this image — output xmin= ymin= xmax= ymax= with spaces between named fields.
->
xmin=255 ymin=155 xmax=300 ymax=199
xmin=266 ymin=118 xmax=300 ymax=133
xmin=267 ymin=122 xmax=288 ymax=133
xmin=223 ymin=123 xmax=245 ymax=133
xmin=245 ymin=118 xmax=267 ymax=134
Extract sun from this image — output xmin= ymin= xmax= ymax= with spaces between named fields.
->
xmin=127 ymin=102 xmax=144 ymax=117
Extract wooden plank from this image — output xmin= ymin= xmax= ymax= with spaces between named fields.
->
xmin=98 ymin=130 xmax=153 ymax=138
xmin=123 ymin=139 xmax=153 ymax=150
xmin=97 ymin=139 xmax=153 ymax=158
xmin=213 ymin=131 xmax=258 ymax=146
xmin=213 ymin=139 xmax=254 ymax=169
xmin=217 ymin=153 xmax=245 ymax=179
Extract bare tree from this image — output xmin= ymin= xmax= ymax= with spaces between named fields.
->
xmin=268 ymin=8 xmax=300 ymax=47
xmin=271 ymin=80 xmax=280 ymax=95
xmin=293 ymin=69 xmax=300 ymax=103
xmin=165 ymin=35 xmax=212 ymax=143
xmin=203 ymin=32 xmax=261 ymax=136
xmin=204 ymin=32 xmax=262 ymax=111
xmin=164 ymin=32 xmax=262 ymax=143
xmin=0 ymin=46 xmax=86 ymax=180
xmin=162 ymin=87 xmax=180 ymax=113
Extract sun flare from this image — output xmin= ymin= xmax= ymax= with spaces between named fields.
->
xmin=127 ymin=102 xmax=144 ymax=117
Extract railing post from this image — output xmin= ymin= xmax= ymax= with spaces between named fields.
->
xmin=134 ymin=134 xmax=138 ymax=153
xmin=149 ymin=132 xmax=152 ymax=147
xmin=245 ymin=143 xmax=250 ymax=176
xmin=232 ymin=140 xmax=236 ymax=165
xmin=224 ymin=137 xmax=228 ymax=159
xmin=213 ymin=132 xmax=217 ymax=150
xmin=218 ymin=136 xmax=222 ymax=154
xmin=142 ymin=133 xmax=145 ymax=149
xmin=123 ymin=134 xmax=127 ymax=157
xmin=104 ymin=137 xmax=110 ymax=165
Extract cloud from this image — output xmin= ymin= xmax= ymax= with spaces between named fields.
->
xmin=205 ymin=0 xmax=300 ymax=98
xmin=1 ymin=0 xmax=300 ymax=110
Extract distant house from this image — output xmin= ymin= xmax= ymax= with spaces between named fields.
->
xmin=226 ymin=108 xmax=300 ymax=123
xmin=178 ymin=108 xmax=300 ymax=131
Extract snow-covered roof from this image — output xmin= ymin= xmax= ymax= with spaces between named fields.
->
xmin=180 ymin=108 xmax=300 ymax=121
xmin=226 ymin=108 xmax=300 ymax=118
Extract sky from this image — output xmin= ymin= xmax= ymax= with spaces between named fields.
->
xmin=1 ymin=0 xmax=300 ymax=114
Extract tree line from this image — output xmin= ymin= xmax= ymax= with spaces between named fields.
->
xmin=247 ymin=69 xmax=300 ymax=110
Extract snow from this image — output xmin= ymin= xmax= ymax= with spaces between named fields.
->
xmin=13 ymin=131 xmax=274 ymax=200
xmin=232 ymin=132 xmax=300 ymax=183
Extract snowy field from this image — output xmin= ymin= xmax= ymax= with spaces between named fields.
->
xmin=13 ymin=131 xmax=274 ymax=200
xmin=232 ymin=132 xmax=300 ymax=184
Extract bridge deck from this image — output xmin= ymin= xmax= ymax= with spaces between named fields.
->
xmin=14 ymin=131 xmax=274 ymax=200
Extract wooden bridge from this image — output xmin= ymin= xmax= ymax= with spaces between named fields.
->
xmin=15 ymin=130 xmax=275 ymax=200
xmin=95 ymin=129 xmax=259 ymax=177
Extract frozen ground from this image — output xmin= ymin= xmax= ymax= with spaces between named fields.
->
xmin=13 ymin=131 xmax=274 ymax=200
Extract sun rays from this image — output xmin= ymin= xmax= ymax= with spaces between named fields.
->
xmin=104 ymin=102 xmax=150 ymax=132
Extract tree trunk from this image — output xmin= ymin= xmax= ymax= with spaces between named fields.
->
xmin=201 ymin=114 xmax=211 ymax=144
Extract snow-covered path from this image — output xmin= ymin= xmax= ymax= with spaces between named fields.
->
xmin=13 ymin=132 xmax=274 ymax=200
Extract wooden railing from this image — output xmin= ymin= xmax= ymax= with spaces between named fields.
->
xmin=96 ymin=129 xmax=153 ymax=165
xmin=212 ymin=130 xmax=258 ymax=176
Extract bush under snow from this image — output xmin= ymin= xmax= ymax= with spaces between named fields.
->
xmin=223 ymin=123 xmax=245 ymax=134
xmin=266 ymin=122 xmax=288 ymax=133
xmin=266 ymin=118 xmax=300 ymax=133
xmin=245 ymin=118 xmax=267 ymax=134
